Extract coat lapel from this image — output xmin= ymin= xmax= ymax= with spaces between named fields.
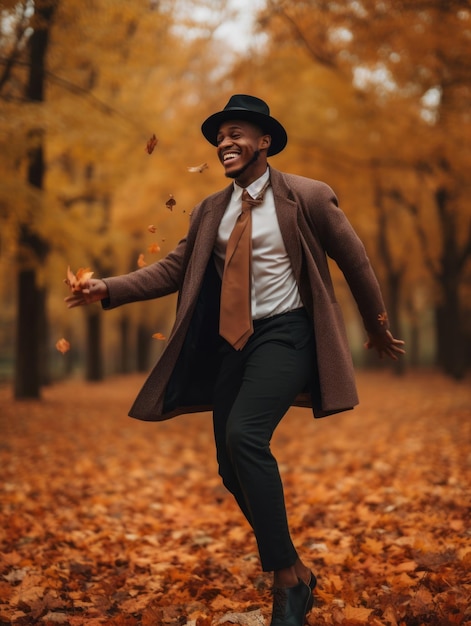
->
xmin=270 ymin=168 xmax=302 ymax=282
xmin=192 ymin=184 xmax=233 ymax=274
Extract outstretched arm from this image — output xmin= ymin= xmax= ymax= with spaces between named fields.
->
xmin=64 ymin=236 xmax=188 ymax=310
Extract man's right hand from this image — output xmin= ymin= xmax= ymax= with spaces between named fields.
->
xmin=64 ymin=279 xmax=109 ymax=308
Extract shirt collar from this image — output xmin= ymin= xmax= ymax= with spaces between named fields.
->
xmin=233 ymin=167 xmax=270 ymax=199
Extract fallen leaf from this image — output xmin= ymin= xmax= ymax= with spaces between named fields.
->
xmin=42 ymin=612 xmax=69 ymax=623
xmin=147 ymin=225 xmax=157 ymax=233
xmin=152 ymin=332 xmax=166 ymax=340
xmin=382 ymin=605 xmax=398 ymax=626
xmin=1 ymin=371 xmax=470 ymax=624
xmin=148 ymin=243 xmax=160 ymax=254
xmin=413 ymin=548 xmax=457 ymax=572
xmin=344 ymin=604 xmax=373 ymax=622
xmin=217 ymin=609 xmax=265 ymax=625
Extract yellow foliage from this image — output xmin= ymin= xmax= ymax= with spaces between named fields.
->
xmin=1 ymin=0 xmax=470 ymax=372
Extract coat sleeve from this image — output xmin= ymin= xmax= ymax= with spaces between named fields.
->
xmin=101 ymin=201 xmax=205 ymax=309
xmin=102 ymin=238 xmax=187 ymax=309
xmin=302 ymin=181 xmax=389 ymax=336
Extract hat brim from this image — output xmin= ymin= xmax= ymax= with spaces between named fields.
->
xmin=201 ymin=109 xmax=287 ymax=156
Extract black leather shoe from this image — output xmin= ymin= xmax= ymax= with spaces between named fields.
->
xmin=306 ymin=571 xmax=317 ymax=613
xmin=270 ymin=578 xmax=312 ymax=626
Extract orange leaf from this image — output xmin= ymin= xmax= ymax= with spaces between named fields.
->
xmin=152 ymin=333 xmax=166 ymax=341
xmin=344 ymin=605 xmax=373 ymax=622
xmin=137 ymin=254 xmax=147 ymax=268
xmin=65 ymin=265 xmax=94 ymax=292
xmin=147 ymin=224 xmax=157 ymax=233
xmin=148 ymin=243 xmax=160 ymax=254
xmin=55 ymin=338 xmax=70 ymax=354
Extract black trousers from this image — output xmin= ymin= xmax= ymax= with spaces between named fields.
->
xmin=213 ymin=308 xmax=315 ymax=572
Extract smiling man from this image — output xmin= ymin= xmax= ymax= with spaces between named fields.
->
xmin=65 ymin=94 xmax=405 ymax=626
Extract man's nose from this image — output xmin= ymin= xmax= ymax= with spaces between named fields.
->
xmin=218 ymin=136 xmax=233 ymax=149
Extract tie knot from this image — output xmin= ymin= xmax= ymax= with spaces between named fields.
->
xmin=241 ymin=180 xmax=270 ymax=211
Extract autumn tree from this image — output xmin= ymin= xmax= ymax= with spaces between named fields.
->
xmin=0 ymin=0 xmax=60 ymax=398
xmin=0 ymin=0 xmax=239 ymax=386
xmin=42 ymin=0 xmax=231 ymax=380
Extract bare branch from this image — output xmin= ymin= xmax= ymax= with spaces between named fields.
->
xmin=264 ymin=0 xmax=339 ymax=70
xmin=0 ymin=2 xmax=30 ymax=93
xmin=0 ymin=57 xmax=142 ymax=130
xmin=385 ymin=186 xmax=439 ymax=280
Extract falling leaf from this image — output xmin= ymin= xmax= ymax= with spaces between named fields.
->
xmin=146 ymin=133 xmax=158 ymax=154
xmin=148 ymin=243 xmax=160 ymax=254
xmin=187 ymin=162 xmax=209 ymax=173
xmin=55 ymin=338 xmax=70 ymax=354
xmin=147 ymin=225 xmax=157 ymax=233
xmin=65 ymin=266 xmax=94 ymax=292
xmin=166 ymin=194 xmax=176 ymax=211
xmin=137 ymin=253 xmax=147 ymax=267
xmin=152 ymin=332 xmax=166 ymax=340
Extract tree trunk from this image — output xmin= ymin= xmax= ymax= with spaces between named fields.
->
xmin=14 ymin=269 xmax=41 ymax=397
xmin=386 ymin=271 xmax=406 ymax=376
xmin=119 ymin=315 xmax=131 ymax=374
xmin=38 ymin=285 xmax=51 ymax=385
xmin=432 ymin=185 xmax=467 ymax=378
xmin=137 ymin=323 xmax=151 ymax=372
xmin=372 ymin=168 xmax=405 ymax=375
xmin=435 ymin=293 xmax=465 ymax=379
xmin=85 ymin=310 xmax=104 ymax=382
xmin=14 ymin=1 xmax=58 ymax=399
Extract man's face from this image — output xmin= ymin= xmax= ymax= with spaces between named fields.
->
xmin=216 ymin=120 xmax=270 ymax=182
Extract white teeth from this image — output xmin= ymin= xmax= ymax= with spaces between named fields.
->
xmin=223 ymin=152 xmax=239 ymax=162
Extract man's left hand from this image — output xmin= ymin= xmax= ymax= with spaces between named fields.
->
xmin=364 ymin=330 xmax=406 ymax=361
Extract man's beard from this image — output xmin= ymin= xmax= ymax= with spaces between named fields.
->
xmin=225 ymin=150 xmax=260 ymax=179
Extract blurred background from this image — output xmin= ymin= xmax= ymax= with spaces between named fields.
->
xmin=1 ymin=0 xmax=470 ymax=399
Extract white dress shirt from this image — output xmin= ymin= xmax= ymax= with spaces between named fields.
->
xmin=214 ymin=168 xmax=303 ymax=320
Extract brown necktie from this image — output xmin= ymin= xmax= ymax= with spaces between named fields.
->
xmin=219 ymin=181 xmax=270 ymax=350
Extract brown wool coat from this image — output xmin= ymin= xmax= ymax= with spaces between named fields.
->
xmin=103 ymin=167 xmax=389 ymax=422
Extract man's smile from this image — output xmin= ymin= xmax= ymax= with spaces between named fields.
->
xmin=222 ymin=151 xmax=241 ymax=163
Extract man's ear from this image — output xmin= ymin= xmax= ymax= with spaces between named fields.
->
xmin=259 ymin=134 xmax=271 ymax=152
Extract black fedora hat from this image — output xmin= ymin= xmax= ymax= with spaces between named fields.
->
xmin=201 ymin=94 xmax=287 ymax=156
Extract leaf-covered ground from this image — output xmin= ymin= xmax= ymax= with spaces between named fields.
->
xmin=1 ymin=370 xmax=470 ymax=626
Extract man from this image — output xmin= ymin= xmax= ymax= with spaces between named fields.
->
xmin=66 ymin=94 xmax=405 ymax=626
